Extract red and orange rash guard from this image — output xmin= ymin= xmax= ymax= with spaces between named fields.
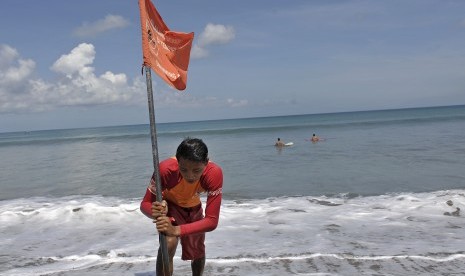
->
xmin=140 ymin=157 xmax=223 ymax=236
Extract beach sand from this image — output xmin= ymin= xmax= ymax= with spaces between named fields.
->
xmin=42 ymin=253 xmax=465 ymax=276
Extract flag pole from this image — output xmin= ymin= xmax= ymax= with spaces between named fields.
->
xmin=144 ymin=65 xmax=170 ymax=275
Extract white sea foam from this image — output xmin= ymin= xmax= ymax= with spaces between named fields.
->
xmin=1 ymin=190 xmax=464 ymax=275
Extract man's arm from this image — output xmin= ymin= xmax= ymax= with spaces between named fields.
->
xmin=140 ymin=185 xmax=155 ymax=219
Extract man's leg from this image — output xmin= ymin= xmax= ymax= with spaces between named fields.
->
xmin=191 ymin=256 xmax=205 ymax=276
xmin=156 ymin=236 xmax=179 ymax=276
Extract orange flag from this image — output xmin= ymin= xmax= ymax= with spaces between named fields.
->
xmin=139 ymin=0 xmax=194 ymax=90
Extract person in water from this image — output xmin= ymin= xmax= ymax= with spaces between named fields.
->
xmin=275 ymin=138 xmax=286 ymax=147
xmin=311 ymin=133 xmax=320 ymax=142
xmin=140 ymin=137 xmax=223 ymax=276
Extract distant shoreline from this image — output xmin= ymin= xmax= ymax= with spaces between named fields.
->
xmin=2 ymin=104 xmax=464 ymax=134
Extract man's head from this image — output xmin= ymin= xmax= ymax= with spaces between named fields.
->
xmin=176 ymin=138 xmax=209 ymax=183
xmin=176 ymin=137 xmax=209 ymax=163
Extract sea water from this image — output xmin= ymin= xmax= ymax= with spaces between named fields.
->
xmin=1 ymin=105 xmax=465 ymax=275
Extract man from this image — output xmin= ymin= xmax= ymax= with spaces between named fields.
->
xmin=275 ymin=137 xmax=285 ymax=147
xmin=311 ymin=133 xmax=320 ymax=142
xmin=140 ymin=137 xmax=223 ymax=276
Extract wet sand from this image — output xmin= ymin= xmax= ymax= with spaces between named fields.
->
xmin=43 ymin=252 xmax=465 ymax=276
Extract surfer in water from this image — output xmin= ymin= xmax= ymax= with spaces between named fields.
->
xmin=275 ymin=137 xmax=286 ymax=147
xmin=140 ymin=138 xmax=223 ymax=276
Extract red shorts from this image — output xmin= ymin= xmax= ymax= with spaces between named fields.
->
xmin=167 ymin=203 xmax=205 ymax=260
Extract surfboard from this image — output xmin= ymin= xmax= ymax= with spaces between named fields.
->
xmin=285 ymin=142 xmax=294 ymax=146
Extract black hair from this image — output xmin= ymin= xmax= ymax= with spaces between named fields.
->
xmin=176 ymin=137 xmax=209 ymax=163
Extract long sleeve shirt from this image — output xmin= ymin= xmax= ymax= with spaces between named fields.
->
xmin=140 ymin=157 xmax=223 ymax=236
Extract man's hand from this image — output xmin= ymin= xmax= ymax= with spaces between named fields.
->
xmin=151 ymin=200 xmax=167 ymax=220
xmin=151 ymin=200 xmax=181 ymax=236
xmin=155 ymin=216 xmax=181 ymax=236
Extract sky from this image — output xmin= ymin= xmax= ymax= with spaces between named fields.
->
xmin=1 ymin=0 xmax=465 ymax=132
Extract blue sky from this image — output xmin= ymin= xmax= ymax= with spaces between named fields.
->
xmin=1 ymin=0 xmax=465 ymax=132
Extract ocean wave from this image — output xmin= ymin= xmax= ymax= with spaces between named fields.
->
xmin=1 ymin=106 xmax=464 ymax=147
xmin=2 ymin=190 xmax=465 ymax=275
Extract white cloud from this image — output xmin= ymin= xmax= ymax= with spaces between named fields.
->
xmin=198 ymin=23 xmax=235 ymax=46
xmin=0 ymin=43 xmax=247 ymax=114
xmin=0 ymin=44 xmax=35 ymax=83
xmin=227 ymin=98 xmax=248 ymax=107
xmin=0 ymin=44 xmax=145 ymax=113
xmin=51 ymin=43 xmax=95 ymax=76
xmin=0 ymin=49 xmax=32 ymax=113
xmin=155 ymin=92 xmax=248 ymax=110
xmin=190 ymin=45 xmax=209 ymax=59
xmin=0 ymin=44 xmax=19 ymax=68
xmin=193 ymin=23 xmax=235 ymax=59
xmin=1 ymin=59 xmax=35 ymax=85
xmin=73 ymin=14 xmax=130 ymax=37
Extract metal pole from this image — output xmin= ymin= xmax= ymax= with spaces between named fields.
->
xmin=144 ymin=66 xmax=170 ymax=275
